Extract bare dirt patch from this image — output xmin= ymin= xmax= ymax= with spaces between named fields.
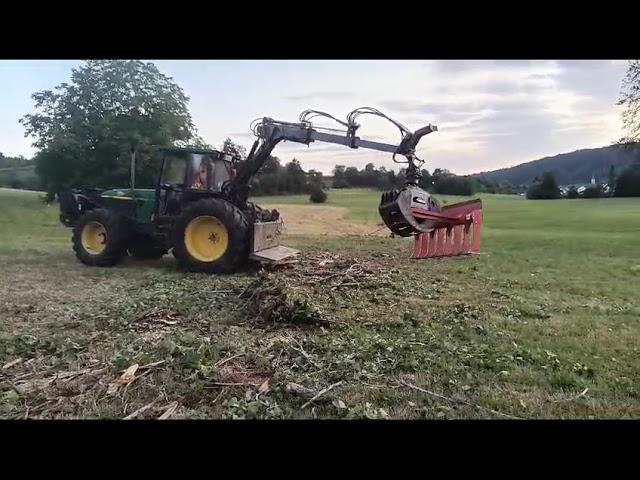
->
xmin=264 ymin=204 xmax=386 ymax=236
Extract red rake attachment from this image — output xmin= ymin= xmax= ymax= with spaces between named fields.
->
xmin=379 ymin=186 xmax=484 ymax=259
xmin=411 ymin=199 xmax=483 ymax=258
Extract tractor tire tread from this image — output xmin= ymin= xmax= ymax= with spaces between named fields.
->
xmin=171 ymin=198 xmax=250 ymax=274
xmin=72 ymin=208 xmax=129 ymax=267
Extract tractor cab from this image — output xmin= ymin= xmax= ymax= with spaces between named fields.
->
xmin=155 ymin=147 xmax=238 ymax=218
xmin=157 ymin=146 xmax=237 ymax=192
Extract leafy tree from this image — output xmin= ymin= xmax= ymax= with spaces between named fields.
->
xmin=344 ymin=166 xmax=360 ymax=187
xmin=474 ymin=177 xmax=515 ymax=194
xmin=261 ymin=156 xmax=282 ymax=174
xmin=309 ymin=185 xmax=328 ymax=203
xmin=608 ymin=165 xmax=616 ymax=195
xmin=307 ymin=169 xmax=324 ymax=188
xmin=249 ymin=156 xmax=282 ymax=195
xmin=383 ymin=170 xmax=396 ymax=190
xmin=418 ymin=169 xmax=432 ymax=191
xmin=221 ymin=137 xmax=246 ymax=158
xmin=0 ymin=153 xmax=29 ymax=169
xmin=431 ymin=168 xmax=450 ymax=183
xmin=332 ymin=165 xmax=349 ymax=188
xmin=375 ymin=166 xmax=391 ymax=190
xmin=432 ymin=173 xmax=476 ymax=195
xmin=396 ymin=168 xmax=407 ymax=187
xmin=248 ymin=156 xmax=324 ymax=196
xmin=614 ymin=166 xmax=640 ymax=197
xmin=20 ymin=60 xmax=200 ymax=200
xmin=329 ymin=163 xmax=431 ymax=191
xmin=526 ymin=171 xmax=561 ymax=199
xmin=0 ymin=153 xmax=41 ymax=191
xmin=283 ymin=159 xmax=306 ymax=193
xmin=618 ymin=60 xmax=640 ymax=144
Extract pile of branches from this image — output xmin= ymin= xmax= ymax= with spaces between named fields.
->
xmin=279 ymin=252 xmax=384 ymax=291
xmin=238 ymin=252 xmax=386 ymax=326
xmin=239 ymin=274 xmax=325 ymax=326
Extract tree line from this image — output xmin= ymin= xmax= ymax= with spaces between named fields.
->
xmin=0 ymin=153 xmax=40 ymax=191
xmin=249 ymin=156 xmax=324 ymax=196
xmin=252 ymin=161 xmax=503 ymax=197
xmin=526 ymin=164 xmax=640 ymax=199
xmin=332 ymin=163 xmax=516 ymax=195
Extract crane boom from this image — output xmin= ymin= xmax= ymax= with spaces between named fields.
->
xmin=227 ymin=114 xmax=437 ymax=204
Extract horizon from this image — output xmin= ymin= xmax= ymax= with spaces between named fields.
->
xmin=0 ymin=60 xmax=629 ymax=175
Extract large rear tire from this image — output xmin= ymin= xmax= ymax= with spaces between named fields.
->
xmin=72 ymin=209 xmax=129 ymax=267
xmin=171 ymin=198 xmax=250 ymax=274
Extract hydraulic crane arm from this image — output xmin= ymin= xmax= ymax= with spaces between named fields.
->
xmin=226 ymin=108 xmax=437 ymax=204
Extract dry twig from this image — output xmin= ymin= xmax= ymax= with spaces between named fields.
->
xmin=158 ymin=402 xmax=179 ymax=420
xmin=208 ymin=382 xmax=259 ymax=387
xmin=123 ymin=401 xmax=158 ymax=420
xmin=214 ymin=354 xmax=246 ymax=368
xmin=399 ymin=381 xmax=522 ymax=420
xmin=2 ymin=358 xmax=23 ymax=369
xmin=551 ymin=388 xmax=589 ymax=403
xmin=286 ymin=333 xmax=321 ymax=369
xmin=301 ymin=381 xmax=344 ymax=409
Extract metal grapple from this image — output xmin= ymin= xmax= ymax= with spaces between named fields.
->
xmin=241 ymin=107 xmax=484 ymax=260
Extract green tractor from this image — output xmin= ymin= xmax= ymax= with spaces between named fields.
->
xmin=58 ymin=107 xmax=445 ymax=274
xmin=59 ymin=146 xmax=292 ymax=274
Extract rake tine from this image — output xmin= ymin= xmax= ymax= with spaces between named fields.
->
xmin=436 ymin=228 xmax=447 ymax=257
xmin=410 ymin=200 xmax=482 ymax=259
xmin=443 ymin=227 xmax=454 ymax=256
xmin=453 ymin=224 xmax=464 ymax=256
xmin=427 ymin=230 xmax=438 ymax=258
xmin=462 ymin=221 xmax=472 ymax=254
xmin=471 ymin=211 xmax=483 ymax=254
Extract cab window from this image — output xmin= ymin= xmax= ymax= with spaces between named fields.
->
xmin=190 ymin=154 xmax=211 ymax=190
xmin=211 ymin=159 xmax=233 ymax=191
xmin=189 ymin=153 xmax=232 ymax=192
xmin=161 ymin=154 xmax=188 ymax=186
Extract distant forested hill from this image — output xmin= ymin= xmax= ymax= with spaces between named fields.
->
xmin=473 ymin=144 xmax=640 ymax=186
xmin=0 ymin=153 xmax=39 ymax=190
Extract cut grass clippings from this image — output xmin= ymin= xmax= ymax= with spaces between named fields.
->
xmin=1 ymin=187 xmax=639 ymax=419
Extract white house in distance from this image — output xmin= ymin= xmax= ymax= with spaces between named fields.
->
xmin=559 ymin=174 xmax=611 ymax=195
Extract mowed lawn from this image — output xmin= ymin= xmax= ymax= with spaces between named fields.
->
xmin=1 ymin=187 xmax=639 ymax=419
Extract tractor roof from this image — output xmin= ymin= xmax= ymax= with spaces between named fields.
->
xmin=157 ymin=146 xmax=223 ymax=156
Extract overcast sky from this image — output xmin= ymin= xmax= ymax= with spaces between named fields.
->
xmin=0 ymin=60 xmax=629 ymax=175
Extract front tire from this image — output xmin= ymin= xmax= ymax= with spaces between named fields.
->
xmin=171 ymin=199 xmax=250 ymax=274
xmin=72 ymin=209 xmax=129 ymax=267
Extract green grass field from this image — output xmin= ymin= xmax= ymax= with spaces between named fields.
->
xmin=1 ymin=187 xmax=639 ymax=419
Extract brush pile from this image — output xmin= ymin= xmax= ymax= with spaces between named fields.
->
xmin=239 ymin=251 xmax=386 ymax=326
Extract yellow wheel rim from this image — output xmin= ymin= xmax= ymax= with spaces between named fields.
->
xmin=184 ymin=215 xmax=229 ymax=262
xmin=81 ymin=221 xmax=107 ymax=255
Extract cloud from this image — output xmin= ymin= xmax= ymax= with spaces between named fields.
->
xmin=431 ymin=60 xmax=532 ymax=73
xmin=1 ymin=60 xmax=624 ymax=175
xmin=173 ymin=60 xmax=625 ymax=175
xmin=554 ymin=60 xmax=627 ymax=100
